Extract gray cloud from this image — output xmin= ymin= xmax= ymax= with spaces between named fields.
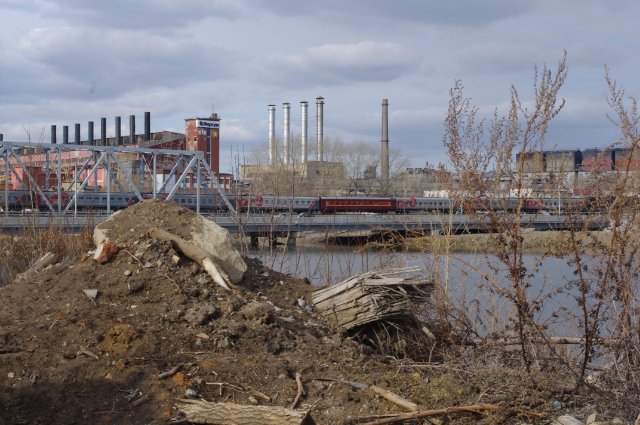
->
xmin=257 ymin=41 xmax=420 ymax=87
xmin=245 ymin=0 xmax=529 ymax=26
xmin=4 ymin=26 xmax=240 ymax=101
xmin=6 ymin=0 xmax=249 ymax=29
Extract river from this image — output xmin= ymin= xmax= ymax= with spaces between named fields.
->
xmin=249 ymin=240 xmax=600 ymax=337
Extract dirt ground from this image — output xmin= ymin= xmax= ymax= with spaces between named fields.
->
xmin=0 ymin=201 xmax=631 ymax=424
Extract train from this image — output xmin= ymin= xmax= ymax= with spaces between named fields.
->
xmin=0 ymin=189 xmax=599 ymax=215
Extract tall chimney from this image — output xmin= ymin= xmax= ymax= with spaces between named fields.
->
xmin=283 ymin=102 xmax=291 ymax=165
xmin=268 ymin=104 xmax=276 ymax=166
xmin=144 ymin=111 xmax=151 ymax=141
xmin=316 ymin=97 xmax=324 ymax=162
xmin=100 ymin=117 xmax=107 ymax=146
xmin=63 ymin=125 xmax=69 ymax=144
xmin=74 ymin=123 xmax=81 ymax=145
xmin=0 ymin=134 xmax=4 ymax=142
xmin=381 ymin=98 xmax=390 ymax=188
xmin=129 ymin=115 xmax=136 ymax=145
xmin=300 ymin=101 xmax=308 ymax=163
xmin=115 ymin=116 xmax=122 ymax=145
xmin=51 ymin=125 xmax=57 ymax=144
xmin=88 ymin=121 xmax=94 ymax=145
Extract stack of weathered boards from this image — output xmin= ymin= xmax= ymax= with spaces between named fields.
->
xmin=311 ymin=267 xmax=432 ymax=332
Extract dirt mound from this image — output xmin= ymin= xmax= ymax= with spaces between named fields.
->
xmin=0 ymin=201 xmax=453 ymax=425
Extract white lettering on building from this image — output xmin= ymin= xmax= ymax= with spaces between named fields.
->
xmin=196 ymin=120 xmax=220 ymax=129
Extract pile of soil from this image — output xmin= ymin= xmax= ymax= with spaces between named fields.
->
xmin=0 ymin=201 xmax=607 ymax=424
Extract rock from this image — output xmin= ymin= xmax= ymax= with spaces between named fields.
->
xmin=215 ymin=336 xmax=231 ymax=349
xmin=93 ymin=241 xmax=118 ymax=264
xmin=552 ymin=416 xmax=584 ymax=425
xmin=197 ymin=276 xmax=209 ymax=285
xmin=586 ymin=413 xmax=597 ymax=425
xmin=239 ymin=300 xmax=274 ymax=323
xmin=83 ymin=289 xmax=99 ymax=299
xmin=183 ymin=304 xmax=219 ymax=326
xmin=189 ymin=215 xmax=247 ymax=283
xmin=124 ymin=270 xmax=132 ymax=277
xmin=185 ymin=389 xmax=198 ymax=397
xmin=196 ymin=332 xmax=209 ymax=340
xmin=172 ymin=255 xmax=181 ymax=265
xmin=128 ymin=280 xmax=145 ymax=293
xmin=264 ymin=340 xmax=281 ymax=355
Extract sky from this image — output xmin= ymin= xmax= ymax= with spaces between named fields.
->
xmin=1 ymin=0 xmax=639 ymax=173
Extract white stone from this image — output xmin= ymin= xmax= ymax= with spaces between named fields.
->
xmin=189 ymin=215 xmax=247 ymax=283
xmin=83 ymin=289 xmax=99 ymax=299
xmin=552 ymin=416 xmax=584 ymax=425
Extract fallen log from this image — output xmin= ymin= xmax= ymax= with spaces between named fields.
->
xmin=175 ymin=399 xmax=315 ymax=425
xmin=315 ymin=378 xmax=419 ymax=412
xmin=149 ymin=227 xmax=231 ymax=290
xmin=15 ymin=251 xmax=58 ymax=281
xmin=360 ymin=403 xmax=501 ymax=425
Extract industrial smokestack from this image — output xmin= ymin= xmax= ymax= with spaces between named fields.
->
xmin=129 ymin=115 xmax=136 ymax=145
xmin=88 ymin=121 xmax=94 ymax=145
xmin=74 ymin=123 xmax=81 ymax=145
xmin=63 ymin=125 xmax=69 ymax=144
xmin=144 ymin=111 xmax=151 ymax=141
xmin=51 ymin=125 xmax=57 ymax=145
xmin=100 ymin=118 xmax=106 ymax=146
xmin=268 ymin=104 xmax=276 ymax=166
xmin=283 ymin=102 xmax=291 ymax=165
xmin=0 ymin=134 xmax=3 ymax=142
xmin=381 ymin=98 xmax=390 ymax=188
xmin=300 ymin=101 xmax=308 ymax=163
xmin=115 ymin=116 xmax=122 ymax=145
xmin=316 ymin=97 xmax=324 ymax=162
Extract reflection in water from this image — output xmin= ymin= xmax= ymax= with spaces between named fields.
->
xmin=250 ymin=242 xmax=595 ymax=337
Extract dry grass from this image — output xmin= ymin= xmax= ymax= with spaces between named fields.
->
xmin=0 ymin=225 xmax=94 ymax=285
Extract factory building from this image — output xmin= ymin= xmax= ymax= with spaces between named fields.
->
xmin=2 ymin=112 xmax=233 ymax=192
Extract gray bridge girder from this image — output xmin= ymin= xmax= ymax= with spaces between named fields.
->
xmin=0 ymin=212 xmax=610 ymax=235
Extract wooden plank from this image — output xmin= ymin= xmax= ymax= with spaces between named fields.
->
xmin=175 ymin=399 xmax=315 ymax=425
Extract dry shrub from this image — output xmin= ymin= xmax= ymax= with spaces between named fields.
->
xmin=0 ymin=223 xmax=94 ymax=286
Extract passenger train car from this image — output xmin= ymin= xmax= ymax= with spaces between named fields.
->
xmin=0 ymin=189 xmax=598 ymax=215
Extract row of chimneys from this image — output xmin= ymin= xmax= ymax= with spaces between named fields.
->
xmin=46 ymin=112 xmax=151 ymax=146
xmin=266 ymin=97 xmax=390 ymax=186
xmin=268 ymin=97 xmax=324 ymax=166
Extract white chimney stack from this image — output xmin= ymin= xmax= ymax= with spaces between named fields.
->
xmin=283 ymin=102 xmax=291 ymax=165
xmin=268 ymin=104 xmax=276 ymax=166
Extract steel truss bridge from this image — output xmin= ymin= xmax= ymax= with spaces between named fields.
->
xmin=0 ymin=141 xmax=235 ymax=215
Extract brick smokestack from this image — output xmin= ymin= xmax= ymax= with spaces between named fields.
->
xmin=300 ymin=101 xmax=308 ymax=163
xmin=316 ymin=97 xmax=324 ymax=162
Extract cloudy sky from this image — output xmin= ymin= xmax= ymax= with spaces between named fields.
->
xmin=1 ymin=0 xmax=638 ymax=172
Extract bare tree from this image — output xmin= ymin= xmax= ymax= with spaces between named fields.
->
xmin=442 ymin=52 xmax=568 ymax=371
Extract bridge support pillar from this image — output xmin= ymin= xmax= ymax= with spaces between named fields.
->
xmin=285 ymin=233 xmax=297 ymax=246
xmin=430 ymin=228 xmax=442 ymax=236
xmin=250 ymin=235 xmax=259 ymax=247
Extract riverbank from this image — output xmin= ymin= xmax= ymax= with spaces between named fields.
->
xmin=403 ymin=230 xmax=614 ymax=255
xmin=297 ymin=230 xmax=614 ymax=256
